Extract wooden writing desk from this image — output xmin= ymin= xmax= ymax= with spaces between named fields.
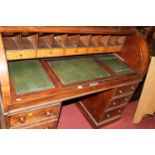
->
xmin=0 ymin=26 xmax=149 ymax=128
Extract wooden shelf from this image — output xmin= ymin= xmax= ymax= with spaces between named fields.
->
xmin=3 ymin=33 xmax=127 ymax=60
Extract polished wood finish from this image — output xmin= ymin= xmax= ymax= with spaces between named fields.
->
xmin=0 ymin=34 xmax=11 ymax=112
xmin=4 ymin=33 xmax=126 ymax=60
xmin=0 ymin=26 xmax=136 ymax=34
xmin=0 ymin=26 xmax=149 ymax=128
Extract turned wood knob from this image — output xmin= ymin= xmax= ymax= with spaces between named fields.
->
xmin=112 ymin=102 xmax=117 ymax=106
xmin=131 ymin=86 xmax=135 ymax=90
xmin=124 ymin=97 xmax=128 ymax=102
xmin=106 ymin=114 xmax=111 ymax=118
xmin=118 ymin=109 xmax=121 ymax=113
xmin=119 ymin=89 xmax=123 ymax=94
xmin=19 ymin=117 xmax=25 ymax=123
xmin=45 ymin=111 xmax=52 ymax=117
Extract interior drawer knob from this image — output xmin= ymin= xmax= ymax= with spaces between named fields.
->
xmin=45 ymin=111 xmax=52 ymax=117
xmin=106 ymin=114 xmax=111 ymax=118
xmin=119 ymin=89 xmax=123 ymax=94
xmin=19 ymin=116 xmax=25 ymax=123
xmin=112 ymin=102 xmax=117 ymax=106
xmin=19 ymin=54 xmax=23 ymax=57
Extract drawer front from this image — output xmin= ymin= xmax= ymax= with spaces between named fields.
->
xmin=114 ymin=83 xmax=139 ymax=97
xmin=107 ymin=94 xmax=133 ymax=110
xmin=28 ymin=119 xmax=57 ymax=129
xmin=9 ymin=103 xmax=61 ymax=127
xmin=102 ymin=106 xmax=126 ymax=122
xmin=11 ymin=118 xmax=58 ymax=129
xmin=7 ymin=50 xmax=36 ymax=60
xmin=37 ymin=49 xmax=64 ymax=58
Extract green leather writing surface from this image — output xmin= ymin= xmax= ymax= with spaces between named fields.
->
xmin=96 ymin=54 xmax=134 ymax=75
xmin=9 ymin=60 xmax=54 ymax=95
xmin=48 ymin=58 xmax=110 ymax=85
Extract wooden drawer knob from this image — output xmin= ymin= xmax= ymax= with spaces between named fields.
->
xmin=106 ymin=114 xmax=111 ymax=118
xmin=118 ymin=109 xmax=121 ymax=113
xmin=119 ymin=89 xmax=123 ymax=94
xmin=131 ymin=86 xmax=135 ymax=90
xmin=124 ymin=97 xmax=129 ymax=102
xmin=112 ymin=102 xmax=117 ymax=106
xmin=45 ymin=111 xmax=52 ymax=117
xmin=19 ymin=116 xmax=25 ymax=123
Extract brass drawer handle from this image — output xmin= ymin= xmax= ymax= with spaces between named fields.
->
xmin=45 ymin=111 xmax=52 ymax=117
xmin=19 ymin=116 xmax=25 ymax=123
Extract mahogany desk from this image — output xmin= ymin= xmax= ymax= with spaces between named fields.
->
xmin=0 ymin=26 xmax=149 ymax=128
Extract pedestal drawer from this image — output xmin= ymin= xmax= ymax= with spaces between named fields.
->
xmin=107 ymin=94 xmax=132 ymax=110
xmin=102 ymin=106 xmax=126 ymax=122
xmin=10 ymin=118 xmax=58 ymax=129
xmin=9 ymin=103 xmax=61 ymax=127
xmin=114 ymin=83 xmax=139 ymax=97
xmin=28 ymin=119 xmax=57 ymax=129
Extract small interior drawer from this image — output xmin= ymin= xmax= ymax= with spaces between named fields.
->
xmin=6 ymin=50 xmax=36 ymax=60
xmin=114 ymin=83 xmax=139 ymax=97
xmin=9 ymin=103 xmax=61 ymax=127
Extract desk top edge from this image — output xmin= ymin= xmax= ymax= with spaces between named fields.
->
xmin=0 ymin=26 xmax=137 ymax=34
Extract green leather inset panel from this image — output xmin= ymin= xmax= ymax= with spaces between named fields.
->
xmin=48 ymin=58 xmax=110 ymax=85
xmin=96 ymin=54 xmax=134 ymax=75
xmin=9 ymin=60 xmax=54 ymax=95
